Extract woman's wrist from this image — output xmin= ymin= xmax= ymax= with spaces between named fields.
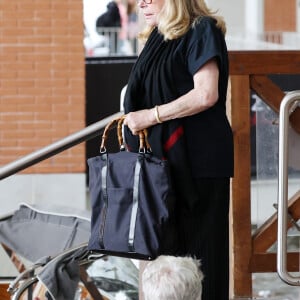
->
xmin=153 ymin=105 xmax=163 ymax=124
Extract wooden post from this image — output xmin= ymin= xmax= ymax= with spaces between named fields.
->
xmin=229 ymin=75 xmax=253 ymax=297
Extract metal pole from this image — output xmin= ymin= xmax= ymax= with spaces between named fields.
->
xmin=277 ymin=90 xmax=300 ymax=285
xmin=0 ymin=112 xmax=123 ymax=180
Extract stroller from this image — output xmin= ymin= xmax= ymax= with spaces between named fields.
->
xmin=0 ymin=203 xmax=139 ymax=300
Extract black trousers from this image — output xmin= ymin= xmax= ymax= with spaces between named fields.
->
xmin=178 ymin=178 xmax=230 ymax=300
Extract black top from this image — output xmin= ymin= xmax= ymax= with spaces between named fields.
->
xmin=96 ymin=2 xmax=121 ymax=28
xmin=124 ymin=16 xmax=234 ymax=179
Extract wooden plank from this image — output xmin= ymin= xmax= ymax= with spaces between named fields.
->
xmin=250 ymin=75 xmax=285 ymax=112
xmin=251 ymin=253 xmax=300 ymax=273
xmin=290 ymin=191 xmax=300 ymax=218
xmin=250 ymin=75 xmax=300 ymax=133
xmin=79 ymin=266 xmax=105 ymax=300
xmin=230 ymin=75 xmax=252 ymax=297
xmin=290 ymin=108 xmax=300 ymax=135
xmin=253 ymin=191 xmax=300 ymax=253
xmin=229 ymin=51 xmax=300 ymax=75
xmin=0 ymin=284 xmax=10 ymax=300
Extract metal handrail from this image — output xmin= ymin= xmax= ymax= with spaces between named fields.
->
xmin=277 ymin=90 xmax=300 ymax=285
xmin=0 ymin=112 xmax=123 ymax=180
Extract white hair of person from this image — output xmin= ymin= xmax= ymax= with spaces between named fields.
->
xmin=142 ymin=255 xmax=204 ymax=300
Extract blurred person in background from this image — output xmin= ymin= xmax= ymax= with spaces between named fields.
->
xmin=96 ymin=1 xmax=121 ymax=28
xmin=127 ymin=0 xmax=139 ymax=53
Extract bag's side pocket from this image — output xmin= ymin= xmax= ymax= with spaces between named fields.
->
xmin=104 ymin=188 xmax=133 ymax=251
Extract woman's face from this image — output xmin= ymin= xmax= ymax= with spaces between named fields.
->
xmin=138 ymin=0 xmax=165 ymax=26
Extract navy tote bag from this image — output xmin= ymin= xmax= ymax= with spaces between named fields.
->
xmin=87 ymin=116 xmax=178 ymax=260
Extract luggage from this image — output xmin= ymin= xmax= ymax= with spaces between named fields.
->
xmin=87 ymin=116 xmax=178 ymax=260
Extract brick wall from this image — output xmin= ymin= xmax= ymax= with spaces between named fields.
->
xmin=0 ymin=0 xmax=85 ymax=174
xmin=264 ymin=0 xmax=296 ymax=31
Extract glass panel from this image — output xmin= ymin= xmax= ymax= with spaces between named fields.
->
xmin=86 ymin=256 xmax=139 ymax=300
xmin=251 ymin=83 xmax=300 ymax=296
xmin=83 ymin=0 xmax=139 ymax=57
xmin=251 ymin=94 xmax=279 ymax=228
xmin=253 ymin=272 xmax=300 ymax=299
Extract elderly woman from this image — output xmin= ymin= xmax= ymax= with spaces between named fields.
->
xmin=123 ymin=0 xmax=233 ymax=299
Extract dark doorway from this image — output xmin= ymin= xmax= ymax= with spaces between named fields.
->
xmin=85 ymin=56 xmax=137 ymax=179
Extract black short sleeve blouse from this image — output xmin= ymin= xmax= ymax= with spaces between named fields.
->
xmin=124 ymin=16 xmax=234 ymax=178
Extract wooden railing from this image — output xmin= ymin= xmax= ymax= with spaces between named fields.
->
xmin=229 ymin=50 xmax=300 ymax=298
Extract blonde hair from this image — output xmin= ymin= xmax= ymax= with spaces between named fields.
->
xmin=139 ymin=0 xmax=226 ymax=42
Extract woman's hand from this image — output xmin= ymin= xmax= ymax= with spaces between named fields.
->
xmin=124 ymin=109 xmax=156 ymax=135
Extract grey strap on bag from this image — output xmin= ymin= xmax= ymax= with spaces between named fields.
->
xmin=128 ymin=157 xmax=142 ymax=252
xmin=99 ymin=154 xmax=108 ymax=249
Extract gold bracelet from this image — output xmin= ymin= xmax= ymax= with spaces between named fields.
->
xmin=154 ymin=105 xmax=162 ymax=124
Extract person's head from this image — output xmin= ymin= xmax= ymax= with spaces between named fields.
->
xmin=142 ymin=255 xmax=204 ymax=300
xmin=137 ymin=0 xmax=226 ymax=41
